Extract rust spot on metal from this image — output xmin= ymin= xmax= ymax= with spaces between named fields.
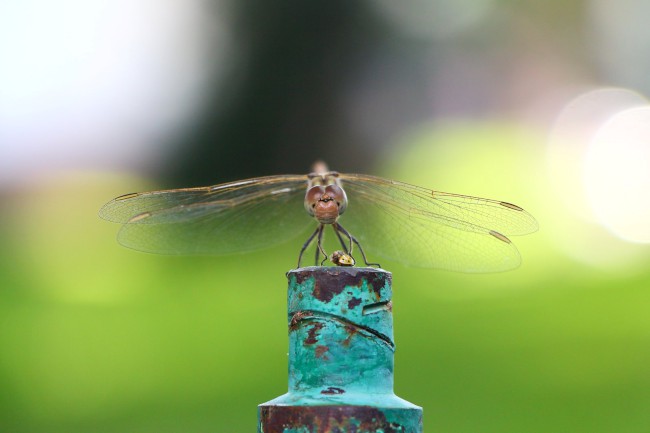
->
xmin=315 ymin=345 xmax=329 ymax=359
xmin=289 ymin=311 xmax=314 ymax=330
xmin=259 ymin=405 xmax=407 ymax=433
xmin=291 ymin=310 xmax=395 ymax=351
xmin=347 ymin=297 xmax=362 ymax=309
xmin=294 ymin=272 xmax=313 ymax=286
xmin=366 ymin=272 xmax=390 ymax=301
xmin=312 ymin=272 xmax=360 ymax=302
xmin=314 ymin=269 xmax=389 ymax=303
xmin=289 ymin=268 xmax=391 ymax=304
xmin=321 ymin=387 xmax=345 ymax=395
xmin=304 ymin=322 xmax=324 ymax=345
xmin=342 ymin=324 xmax=359 ymax=347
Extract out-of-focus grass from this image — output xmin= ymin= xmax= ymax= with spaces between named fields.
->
xmin=0 ymin=124 xmax=649 ymax=432
xmin=394 ymin=271 xmax=650 ymax=433
xmin=0 ymin=174 xmax=294 ymax=433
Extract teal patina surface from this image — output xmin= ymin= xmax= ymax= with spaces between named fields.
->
xmin=258 ymin=267 xmax=422 ymax=433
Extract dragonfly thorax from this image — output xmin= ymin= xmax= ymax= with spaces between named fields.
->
xmin=304 ymin=184 xmax=348 ymax=224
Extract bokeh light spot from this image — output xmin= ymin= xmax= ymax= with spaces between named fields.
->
xmin=547 ymin=87 xmax=647 ymax=221
xmin=584 ymin=107 xmax=650 ymax=243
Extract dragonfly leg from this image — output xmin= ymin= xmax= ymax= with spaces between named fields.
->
xmin=332 ymin=224 xmax=351 ymax=254
xmin=316 ymin=224 xmax=328 ymax=266
xmin=335 ymin=223 xmax=381 ymax=268
xmin=298 ymin=226 xmax=320 ymax=268
xmin=313 ymin=238 xmax=320 ymax=266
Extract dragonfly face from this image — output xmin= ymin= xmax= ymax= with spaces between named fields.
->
xmin=304 ymin=184 xmax=348 ymax=224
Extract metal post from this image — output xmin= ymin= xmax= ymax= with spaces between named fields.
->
xmin=258 ymin=266 xmax=422 ymax=433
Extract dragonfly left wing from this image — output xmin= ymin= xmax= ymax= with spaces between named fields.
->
xmin=100 ymin=175 xmax=312 ymax=255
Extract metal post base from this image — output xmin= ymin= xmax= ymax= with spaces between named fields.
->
xmin=259 ymin=404 xmax=422 ymax=433
xmin=258 ymin=267 xmax=422 ymax=433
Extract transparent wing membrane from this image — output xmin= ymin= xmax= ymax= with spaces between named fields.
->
xmin=338 ymin=174 xmax=538 ymax=272
xmin=100 ymin=175 xmax=312 ymax=255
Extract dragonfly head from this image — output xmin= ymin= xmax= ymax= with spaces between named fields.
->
xmin=305 ymin=184 xmax=348 ymax=224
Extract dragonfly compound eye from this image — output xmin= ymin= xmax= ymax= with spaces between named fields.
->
xmin=304 ymin=186 xmax=325 ymax=216
xmin=324 ymin=184 xmax=348 ymax=214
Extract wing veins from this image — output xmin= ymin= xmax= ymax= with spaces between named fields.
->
xmin=341 ymin=173 xmax=537 ymax=235
xmin=128 ymin=184 xmax=305 ymax=224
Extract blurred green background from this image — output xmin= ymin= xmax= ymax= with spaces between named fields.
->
xmin=1 ymin=1 xmax=650 ymax=432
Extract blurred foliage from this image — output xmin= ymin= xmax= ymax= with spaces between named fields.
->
xmin=1 ymin=124 xmax=649 ymax=433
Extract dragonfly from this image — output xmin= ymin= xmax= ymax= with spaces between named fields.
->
xmin=100 ymin=162 xmax=538 ymax=272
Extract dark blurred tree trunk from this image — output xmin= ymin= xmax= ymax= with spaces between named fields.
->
xmin=166 ymin=0 xmax=384 ymax=186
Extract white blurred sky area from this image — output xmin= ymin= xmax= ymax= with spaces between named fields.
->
xmin=1 ymin=0 xmax=649 ymax=252
xmin=0 ymin=0 xmax=225 ymax=186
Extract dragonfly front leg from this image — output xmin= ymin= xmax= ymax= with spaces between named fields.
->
xmin=298 ymin=226 xmax=320 ymax=268
xmin=335 ymin=223 xmax=381 ymax=268
xmin=316 ymin=224 xmax=328 ymax=266
xmin=333 ymin=225 xmax=351 ymax=254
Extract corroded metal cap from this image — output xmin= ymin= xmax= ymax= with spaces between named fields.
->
xmin=289 ymin=267 xmax=394 ymax=343
xmin=258 ymin=267 xmax=422 ymax=433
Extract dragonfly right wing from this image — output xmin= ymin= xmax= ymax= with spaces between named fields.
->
xmin=100 ymin=175 xmax=313 ymax=255
xmin=339 ymin=173 xmax=538 ymax=272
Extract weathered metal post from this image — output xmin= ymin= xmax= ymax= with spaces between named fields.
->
xmin=258 ymin=266 xmax=422 ymax=433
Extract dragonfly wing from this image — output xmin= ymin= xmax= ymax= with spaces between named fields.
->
xmin=339 ymin=174 xmax=537 ymax=272
xmin=100 ymin=175 xmax=314 ymax=255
